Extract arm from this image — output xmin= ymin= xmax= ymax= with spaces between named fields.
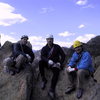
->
xmin=13 ymin=43 xmax=26 ymax=57
xmin=68 ymin=52 xmax=78 ymax=67
xmin=41 ymin=47 xmax=49 ymax=62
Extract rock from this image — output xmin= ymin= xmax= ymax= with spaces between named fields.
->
xmin=1 ymin=35 xmax=100 ymax=100
xmin=0 ymin=41 xmax=34 ymax=100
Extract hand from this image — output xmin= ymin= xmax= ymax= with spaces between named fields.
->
xmin=56 ymin=62 xmax=61 ymax=67
xmin=26 ymin=54 xmax=31 ymax=62
xmin=48 ymin=60 xmax=54 ymax=66
xmin=67 ymin=66 xmax=76 ymax=72
xmin=52 ymin=62 xmax=61 ymax=69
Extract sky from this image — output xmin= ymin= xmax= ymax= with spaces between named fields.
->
xmin=0 ymin=0 xmax=100 ymax=50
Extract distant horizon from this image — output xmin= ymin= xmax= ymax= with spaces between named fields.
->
xmin=1 ymin=34 xmax=99 ymax=51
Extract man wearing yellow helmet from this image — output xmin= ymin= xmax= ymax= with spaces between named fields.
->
xmin=65 ymin=40 xmax=94 ymax=99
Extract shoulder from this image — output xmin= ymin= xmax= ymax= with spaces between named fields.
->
xmin=73 ymin=52 xmax=78 ymax=56
xmin=41 ymin=45 xmax=47 ymax=51
xmin=13 ymin=42 xmax=20 ymax=47
xmin=83 ymin=51 xmax=91 ymax=56
xmin=54 ymin=44 xmax=62 ymax=48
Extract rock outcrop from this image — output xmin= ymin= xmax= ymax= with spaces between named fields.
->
xmin=0 ymin=35 xmax=100 ymax=100
xmin=0 ymin=41 xmax=34 ymax=100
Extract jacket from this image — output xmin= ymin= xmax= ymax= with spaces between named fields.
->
xmin=41 ymin=44 xmax=65 ymax=65
xmin=12 ymin=42 xmax=34 ymax=63
xmin=68 ymin=51 xmax=94 ymax=72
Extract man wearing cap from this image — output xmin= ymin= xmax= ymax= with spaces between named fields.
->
xmin=3 ymin=35 xmax=34 ymax=75
xmin=65 ymin=40 xmax=94 ymax=99
xmin=39 ymin=34 xmax=65 ymax=99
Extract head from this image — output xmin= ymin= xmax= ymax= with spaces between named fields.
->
xmin=20 ymin=35 xmax=28 ymax=45
xmin=46 ymin=34 xmax=54 ymax=47
xmin=73 ymin=40 xmax=83 ymax=54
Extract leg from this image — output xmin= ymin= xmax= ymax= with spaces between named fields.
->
xmin=39 ymin=60 xmax=48 ymax=81
xmin=39 ymin=60 xmax=48 ymax=89
xmin=3 ymin=57 xmax=16 ymax=75
xmin=65 ymin=71 xmax=76 ymax=94
xmin=48 ymin=67 xmax=60 ymax=99
xmin=76 ymin=69 xmax=89 ymax=99
xmin=15 ymin=54 xmax=27 ymax=70
xmin=77 ymin=69 xmax=89 ymax=89
xmin=50 ymin=67 xmax=60 ymax=91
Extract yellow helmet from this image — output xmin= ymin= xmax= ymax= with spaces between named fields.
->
xmin=73 ymin=40 xmax=82 ymax=48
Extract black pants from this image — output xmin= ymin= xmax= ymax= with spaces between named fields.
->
xmin=39 ymin=60 xmax=60 ymax=91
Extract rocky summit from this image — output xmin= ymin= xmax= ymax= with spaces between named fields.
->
xmin=0 ymin=36 xmax=100 ymax=100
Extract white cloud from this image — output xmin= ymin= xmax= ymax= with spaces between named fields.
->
xmin=78 ymin=24 xmax=85 ymax=29
xmin=0 ymin=33 xmax=96 ymax=50
xmin=76 ymin=0 xmax=88 ymax=5
xmin=0 ymin=2 xmax=27 ymax=26
xmin=75 ymin=34 xmax=96 ymax=43
xmin=56 ymin=40 xmax=73 ymax=48
xmin=40 ymin=7 xmax=54 ymax=14
xmin=0 ymin=33 xmax=17 ymax=45
xmin=82 ymin=4 xmax=94 ymax=8
xmin=59 ymin=31 xmax=75 ymax=37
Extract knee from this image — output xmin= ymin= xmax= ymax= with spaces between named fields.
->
xmin=3 ymin=57 xmax=13 ymax=66
xmin=77 ymin=69 xmax=84 ymax=77
xmin=17 ymin=54 xmax=27 ymax=62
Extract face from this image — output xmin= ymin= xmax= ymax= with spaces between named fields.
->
xmin=21 ymin=38 xmax=28 ymax=45
xmin=46 ymin=38 xmax=53 ymax=46
xmin=74 ymin=46 xmax=82 ymax=54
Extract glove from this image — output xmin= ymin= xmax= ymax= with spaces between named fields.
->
xmin=52 ymin=62 xmax=61 ymax=69
xmin=26 ymin=54 xmax=31 ymax=62
xmin=67 ymin=66 xmax=77 ymax=72
xmin=48 ymin=60 xmax=54 ymax=66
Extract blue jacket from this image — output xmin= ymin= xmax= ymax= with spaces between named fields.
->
xmin=68 ymin=51 xmax=94 ymax=72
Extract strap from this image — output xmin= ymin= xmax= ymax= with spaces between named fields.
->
xmin=48 ymin=46 xmax=55 ymax=59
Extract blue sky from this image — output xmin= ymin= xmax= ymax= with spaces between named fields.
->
xmin=0 ymin=0 xmax=100 ymax=50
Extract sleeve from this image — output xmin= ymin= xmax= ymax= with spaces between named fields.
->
xmin=41 ymin=47 xmax=49 ymax=62
xmin=68 ymin=53 xmax=78 ymax=67
xmin=13 ymin=43 xmax=26 ymax=57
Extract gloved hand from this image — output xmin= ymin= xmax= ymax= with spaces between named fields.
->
xmin=26 ymin=54 xmax=31 ymax=62
xmin=48 ymin=60 xmax=54 ymax=66
xmin=66 ymin=66 xmax=77 ymax=72
xmin=52 ymin=62 xmax=61 ymax=69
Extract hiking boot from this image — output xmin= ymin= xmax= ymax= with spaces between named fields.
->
xmin=41 ymin=79 xmax=47 ymax=90
xmin=76 ymin=88 xmax=83 ymax=99
xmin=65 ymin=87 xmax=75 ymax=94
xmin=48 ymin=90 xmax=55 ymax=100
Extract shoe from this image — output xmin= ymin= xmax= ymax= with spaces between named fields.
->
xmin=48 ymin=90 xmax=55 ymax=100
xmin=65 ymin=87 xmax=75 ymax=94
xmin=76 ymin=88 xmax=83 ymax=99
xmin=41 ymin=79 xmax=47 ymax=90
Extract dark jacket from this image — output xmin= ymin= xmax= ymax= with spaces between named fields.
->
xmin=41 ymin=44 xmax=65 ymax=65
xmin=12 ymin=42 xmax=34 ymax=63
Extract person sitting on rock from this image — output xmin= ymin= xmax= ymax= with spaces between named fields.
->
xmin=39 ymin=34 xmax=65 ymax=99
xmin=3 ymin=35 xmax=34 ymax=75
xmin=65 ymin=40 xmax=95 ymax=99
